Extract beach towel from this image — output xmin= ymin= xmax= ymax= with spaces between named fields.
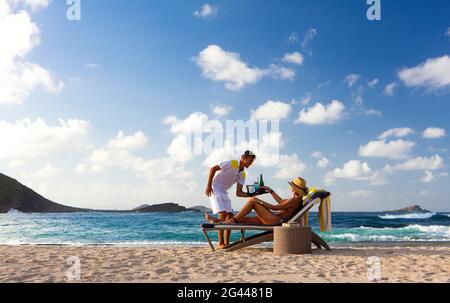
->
xmin=318 ymin=195 xmax=332 ymax=232
xmin=300 ymin=188 xmax=332 ymax=232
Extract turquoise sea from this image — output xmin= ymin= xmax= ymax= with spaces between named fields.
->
xmin=1 ymin=211 xmax=449 ymax=245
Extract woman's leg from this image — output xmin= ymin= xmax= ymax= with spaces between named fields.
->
xmin=205 ymin=212 xmax=261 ymax=224
xmin=227 ymin=197 xmax=259 ymax=223
xmin=252 ymin=202 xmax=282 ymax=225
xmin=229 ymin=197 xmax=281 ymax=225
xmin=236 ymin=216 xmax=262 ymax=224
xmin=225 ymin=197 xmax=278 ymax=225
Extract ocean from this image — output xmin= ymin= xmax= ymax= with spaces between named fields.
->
xmin=1 ymin=211 xmax=450 ymax=245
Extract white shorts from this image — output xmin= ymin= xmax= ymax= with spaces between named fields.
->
xmin=209 ymin=191 xmax=233 ymax=215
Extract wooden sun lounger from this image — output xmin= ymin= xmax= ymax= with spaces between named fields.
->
xmin=201 ymin=191 xmax=332 ymax=252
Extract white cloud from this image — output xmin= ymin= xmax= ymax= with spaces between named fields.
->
xmin=378 ymin=127 xmax=415 ymax=140
xmin=274 ymin=154 xmax=306 ymax=179
xmin=311 ymin=151 xmax=329 ymax=168
xmin=7 ymin=0 xmax=50 ymax=10
xmin=267 ymin=64 xmax=296 ymax=80
xmin=30 ymin=164 xmax=61 ymax=179
xmin=332 ymin=160 xmax=371 ymax=178
xmin=167 ymin=134 xmax=193 ymax=163
xmin=84 ymin=63 xmax=98 ymax=69
xmin=383 ymin=82 xmax=397 ymax=96
xmin=193 ymin=4 xmax=218 ymax=18
xmin=368 ymin=78 xmax=379 ymax=87
xmin=287 ymin=32 xmax=299 ymax=44
xmin=251 ymin=100 xmax=292 ymax=121
xmin=325 ymin=160 xmax=372 ymax=185
xmin=398 ymin=55 xmax=450 ymax=90
xmin=354 ymin=95 xmax=363 ymax=106
xmin=295 ymin=100 xmax=345 ymax=125
xmin=316 ymin=157 xmax=330 ymax=169
xmin=311 ymin=151 xmax=323 ymax=158
xmin=446 ymin=27 xmax=450 ymax=37
xmin=163 ymin=112 xmax=220 ymax=163
xmin=359 ymin=139 xmax=415 ymax=160
xmin=0 ymin=118 xmax=91 ymax=163
xmin=349 ymin=190 xmax=373 ymax=198
xmin=0 ymin=0 xmax=63 ymax=104
xmin=421 ymin=170 xmax=435 ymax=183
xmin=345 ymin=74 xmax=360 ymax=88
xmin=394 ymin=155 xmax=444 ymax=171
xmin=211 ymin=104 xmax=232 ymax=118
xmin=74 ymin=125 xmax=198 ymax=202
xmin=164 ymin=112 xmax=210 ymax=135
xmin=423 ymin=127 xmax=446 ymax=139
xmin=75 ymin=131 xmax=149 ymax=174
xmin=325 ymin=163 xmax=392 ymax=186
xmin=281 ymin=52 xmax=304 ymax=65
xmin=193 ymin=45 xmax=266 ymax=91
xmin=301 ymin=28 xmax=317 ymax=50
xmin=193 ymin=45 xmax=297 ymax=91
xmin=364 ymin=109 xmax=382 ymax=117
xmin=202 ymin=142 xmax=231 ymax=168
xmin=299 ymin=93 xmax=312 ymax=105
xmin=164 ymin=112 xmax=258 ymax=164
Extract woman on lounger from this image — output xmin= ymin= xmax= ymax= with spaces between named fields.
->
xmin=205 ymin=177 xmax=309 ymax=225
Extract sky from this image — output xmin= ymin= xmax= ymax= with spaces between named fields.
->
xmin=1 ymin=0 xmax=449 ymax=211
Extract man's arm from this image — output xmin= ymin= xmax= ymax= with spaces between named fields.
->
xmin=236 ymin=183 xmax=250 ymax=198
xmin=205 ymin=165 xmax=221 ymax=197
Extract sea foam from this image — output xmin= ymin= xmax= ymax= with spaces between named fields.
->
xmin=379 ymin=212 xmax=435 ymax=220
xmin=327 ymin=224 xmax=450 ymax=242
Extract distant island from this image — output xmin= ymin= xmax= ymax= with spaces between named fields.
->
xmin=133 ymin=204 xmax=211 ymax=213
xmin=0 ymin=173 xmax=209 ymax=214
xmin=382 ymin=205 xmax=431 ymax=214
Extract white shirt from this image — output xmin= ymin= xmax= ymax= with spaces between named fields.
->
xmin=212 ymin=160 xmax=246 ymax=193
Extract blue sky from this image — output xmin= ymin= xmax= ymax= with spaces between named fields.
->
xmin=1 ymin=0 xmax=449 ymax=211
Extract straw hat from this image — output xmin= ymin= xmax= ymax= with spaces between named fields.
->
xmin=288 ymin=177 xmax=309 ymax=195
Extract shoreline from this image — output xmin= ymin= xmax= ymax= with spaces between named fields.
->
xmin=0 ymin=244 xmax=449 ymax=283
xmin=1 ymin=241 xmax=450 ymax=247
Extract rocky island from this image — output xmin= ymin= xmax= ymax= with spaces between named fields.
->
xmin=382 ymin=205 xmax=431 ymax=214
xmin=133 ymin=203 xmax=199 ymax=213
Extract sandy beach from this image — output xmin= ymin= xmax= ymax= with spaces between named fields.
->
xmin=0 ymin=244 xmax=449 ymax=283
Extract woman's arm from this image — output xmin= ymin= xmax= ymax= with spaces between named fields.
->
xmin=260 ymin=186 xmax=286 ymax=204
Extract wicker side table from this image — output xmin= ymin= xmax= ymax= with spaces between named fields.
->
xmin=273 ymin=225 xmax=312 ymax=255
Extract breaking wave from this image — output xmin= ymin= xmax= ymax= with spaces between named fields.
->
xmin=379 ymin=213 xmax=436 ymax=220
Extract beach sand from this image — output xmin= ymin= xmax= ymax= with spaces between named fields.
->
xmin=0 ymin=244 xmax=449 ymax=283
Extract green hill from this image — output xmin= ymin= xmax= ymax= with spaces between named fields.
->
xmin=0 ymin=173 xmax=89 ymax=213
